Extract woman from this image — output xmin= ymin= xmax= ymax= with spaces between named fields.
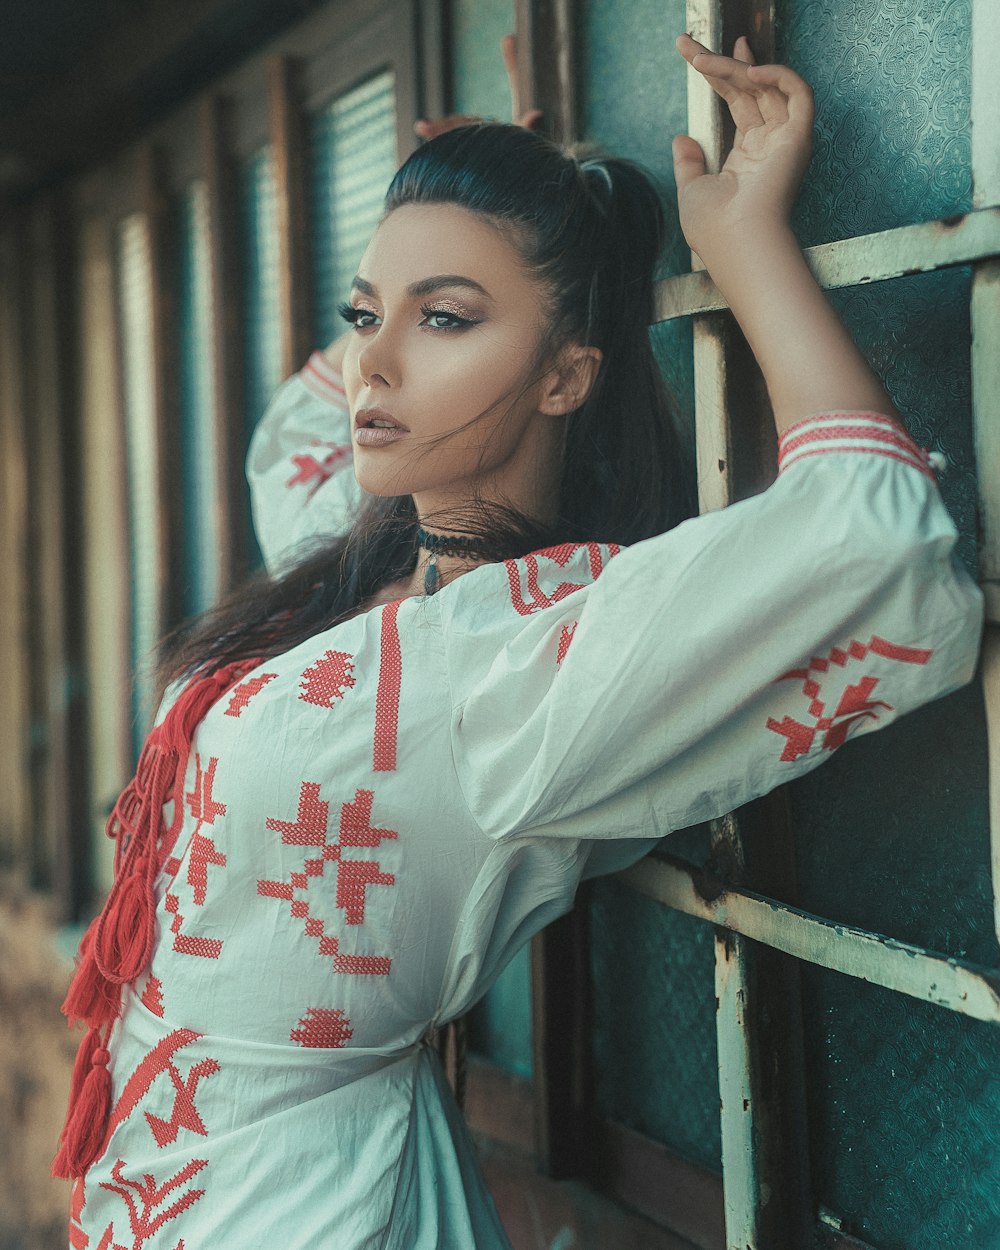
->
xmin=56 ymin=35 xmax=982 ymax=1249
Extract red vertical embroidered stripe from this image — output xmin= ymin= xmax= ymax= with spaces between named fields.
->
xmin=374 ymin=601 xmax=402 ymax=772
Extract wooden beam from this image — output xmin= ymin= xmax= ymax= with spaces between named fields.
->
xmin=514 ymin=0 xmax=578 ymax=146
xmin=270 ymin=56 xmax=313 ymax=380
xmin=201 ymin=94 xmax=247 ymax=593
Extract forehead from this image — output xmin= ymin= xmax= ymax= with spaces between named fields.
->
xmin=358 ymin=202 xmax=539 ymax=298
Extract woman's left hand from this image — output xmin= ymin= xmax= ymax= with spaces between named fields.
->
xmin=413 ymin=33 xmax=543 ymax=139
xmin=672 ymin=34 xmax=813 ymax=266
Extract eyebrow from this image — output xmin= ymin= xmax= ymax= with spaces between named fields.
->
xmin=351 ymin=274 xmax=494 ymax=302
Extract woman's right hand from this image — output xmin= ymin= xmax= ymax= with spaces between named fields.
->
xmin=672 ymin=34 xmax=813 ymax=268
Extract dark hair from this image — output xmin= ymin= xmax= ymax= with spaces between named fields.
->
xmin=154 ymin=122 xmax=693 ymax=699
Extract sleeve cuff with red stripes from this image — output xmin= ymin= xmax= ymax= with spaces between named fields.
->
xmin=777 ymin=412 xmax=944 ymax=483
xmin=300 ymin=351 xmax=349 ymax=406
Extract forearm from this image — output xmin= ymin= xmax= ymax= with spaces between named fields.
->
xmin=706 ymin=223 xmax=899 ymax=436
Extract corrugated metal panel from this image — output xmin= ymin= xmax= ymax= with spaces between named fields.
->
xmin=241 ymin=147 xmax=281 ymax=569
xmin=116 ymin=212 xmax=159 ymax=747
xmin=311 ymin=70 xmax=398 ymax=345
xmin=177 ymin=180 xmax=220 ymax=615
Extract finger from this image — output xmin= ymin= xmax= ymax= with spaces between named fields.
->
xmin=745 ymin=63 xmax=815 ymax=125
xmin=414 ymin=114 xmax=482 ymax=139
xmin=733 ymin=35 xmax=756 ymax=65
xmin=672 ymin=134 xmax=707 ymax=192
xmin=501 ymin=32 xmax=523 ymax=120
xmin=517 ymin=108 xmax=544 ymax=131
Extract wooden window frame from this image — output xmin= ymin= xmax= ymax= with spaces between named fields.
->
xmin=464 ymin=3 xmax=1000 ymax=1249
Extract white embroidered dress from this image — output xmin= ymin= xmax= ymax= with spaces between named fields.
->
xmin=70 ymin=351 xmax=983 ymax=1249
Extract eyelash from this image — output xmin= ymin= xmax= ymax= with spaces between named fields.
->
xmin=336 ymin=301 xmax=478 ymax=332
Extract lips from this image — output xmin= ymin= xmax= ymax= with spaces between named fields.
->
xmin=355 ymin=406 xmax=409 ymax=448
xmin=355 ymin=407 xmax=409 ymax=432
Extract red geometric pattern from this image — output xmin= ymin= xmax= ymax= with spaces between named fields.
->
xmin=286 ymin=442 xmax=351 ymax=498
xmin=290 ymin=1007 xmax=354 ymax=1048
xmin=299 ymin=649 xmax=356 ymax=708
xmin=374 ymin=601 xmax=402 ymax=772
xmin=163 ymin=892 xmax=223 ymax=960
xmin=224 ymin=671 xmax=278 ymax=717
xmin=557 ymin=622 xmax=577 ymax=665
xmin=505 ymin=543 xmax=620 ymax=616
xmin=144 ymin=1056 xmax=220 ymax=1147
xmin=257 ymin=784 xmax=397 ymax=975
xmin=97 ymin=1157 xmax=207 ymax=1249
xmin=766 ymin=634 xmax=933 ymax=762
xmin=140 ymin=975 xmax=165 ymax=1019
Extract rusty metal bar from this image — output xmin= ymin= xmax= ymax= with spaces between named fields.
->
xmin=654 ymin=205 xmax=1000 ymax=324
xmin=618 ymin=852 xmax=1000 ymax=1026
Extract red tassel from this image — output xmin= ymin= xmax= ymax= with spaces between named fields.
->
xmin=61 ymin=918 xmax=120 ymax=1029
xmin=94 ymin=858 xmax=156 ymax=985
xmin=53 ymin=1029 xmax=112 ymax=1179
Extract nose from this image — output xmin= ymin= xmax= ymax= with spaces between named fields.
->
xmin=356 ymin=325 xmax=396 ymax=391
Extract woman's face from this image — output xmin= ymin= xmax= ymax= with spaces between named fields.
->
xmin=341 ymin=202 xmax=567 ymax=520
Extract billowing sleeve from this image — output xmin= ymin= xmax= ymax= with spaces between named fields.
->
xmin=442 ymin=412 xmax=984 ymax=843
xmin=246 ymin=351 xmax=364 ymax=574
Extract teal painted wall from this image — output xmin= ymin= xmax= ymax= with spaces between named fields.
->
xmin=450 ymin=0 xmax=515 ymax=118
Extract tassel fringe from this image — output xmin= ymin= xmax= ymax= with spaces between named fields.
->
xmin=53 ymin=657 xmax=259 ymax=1179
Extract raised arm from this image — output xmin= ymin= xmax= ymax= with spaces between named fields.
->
xmin=673 ymin=34 xmax=897 ymax=433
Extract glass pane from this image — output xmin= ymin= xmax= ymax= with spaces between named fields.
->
xmin=786 ymin=268 xmax=996 ymax=970
xmin=802 ymin=967 xmax=1000 ymax=1249
xmin=241 ymin=147 xmax=282 ymax=570
xmin=581 ymin=0 xmax=689 ymax=280
xmin=778 ymin=0 xmax=972 ymax=246
xmin=177 ymin=180 xmax=220 ymax=615
xmin=450 ymin=0 xmax=514 ymax=118
xmin=590 ymin=876 xmax=721 ymax=1172
xmin=466 ymin=943 xmax=533 ymax=1080
xmin=311 ymin=70 xmax=398 ymax=346
xmin=117 ymin=212 xmax=159 ymax=748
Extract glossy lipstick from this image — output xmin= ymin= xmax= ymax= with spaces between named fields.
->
xmin=355 ymin=407 xmax=409 ymax=447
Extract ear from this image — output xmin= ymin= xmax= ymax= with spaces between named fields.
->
xmin=537 ymin=343 xmax=603 ymax=417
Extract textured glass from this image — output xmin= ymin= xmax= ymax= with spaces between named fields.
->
xmin=786 ymin=268 xmax=996 ymax=970
xmin=802 ymin=967 xmax=1000 ymax=1248
xmin=241 ymin=148 xmax=281 ymax=569
xmin=450 ymin=0 xmax=514 ymax=119
xmin=117 ymin=213 xmax=159 ymax=751
xmin=177 ymin=181 xmax=220 ymax=615
xmin=581 ymin=0 xmax=689 ymax=280
xmin=466 ymin=943 xmax=533 ymax=1080
xmin=311 ymin=70 xmax=398 ymax=346
xmin=590 ymin=877 xmax=721 ymax=1172
xmin=778 ymin=0 xmax=972 ymax=247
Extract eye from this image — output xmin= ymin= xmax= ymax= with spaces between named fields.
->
xmin=338 ymin=301 xmax=380 ymax=330
xmin=420 ymin=305 xmax=479 ymax=331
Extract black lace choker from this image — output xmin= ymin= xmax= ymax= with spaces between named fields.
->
xmin=416 ymin=527 xmax=499 ymax=596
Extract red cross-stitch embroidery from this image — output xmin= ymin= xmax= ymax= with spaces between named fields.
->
xmin=224 ymin=671 xmax=278 ymax=717
xmin=144 ymin=1056 xmax=220 ymax=1147
xmin=299 ymin=649 xmax=356 ymax=708
xmin=766 ymin=634 xmax=933 ymax=762
xmin=69 ymin=1177 xmax=87 ymax=1250
xmin=286 ymin=442 xmax=350 ymax=498
xmin=257 ymin=784 xmax=397 ymax=975
xmin=505 ymin=543 xmax=620 ymax=616
xmin=140 ymin=975 xmax=165 ymax=1019
xmin=290 ymin=1006 xmax=354 ymax=1048
xmin=163 ymin=891 xmax=223 ymax=960
xmin=557 ymin=622 xmax=577 ymax=664
xmin=106 ymin=1030 xmax=203 ymax=1142
xmin=97 ymin=1158 xmax=206 ymax=1250
xmin=374 ymin=601 xmax=402 ymax=771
